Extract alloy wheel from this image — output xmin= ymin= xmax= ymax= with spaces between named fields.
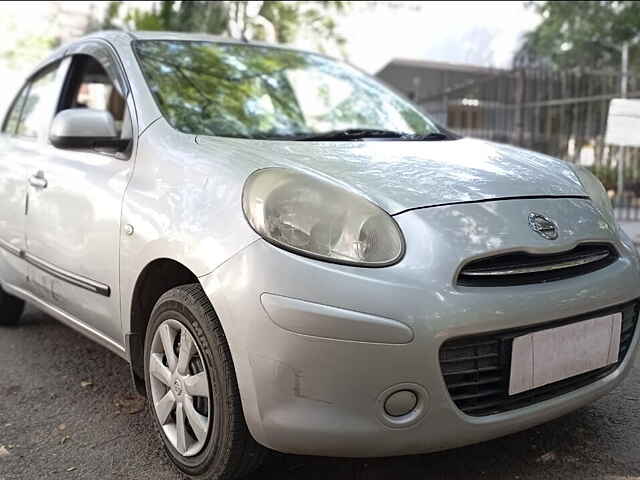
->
xmin=149 ymin=319 xmax=211 ymax=457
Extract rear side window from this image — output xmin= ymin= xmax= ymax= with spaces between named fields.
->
xmin=2 ymin=86 xmax=29 ymax=135
xmin=17 ymin=65 xmax=60 ymax=139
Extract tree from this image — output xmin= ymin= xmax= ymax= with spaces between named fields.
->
xmin=0 ymin=17 xmax=58 ymax=70
xmin=93 ymin=1 xmax=350 ymax=56
xmin=514 ymin=1 xmax=640 ymax=71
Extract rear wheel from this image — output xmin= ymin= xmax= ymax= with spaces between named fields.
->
xmin=0 ymin=286 xmax=25 ymax=326
xmin=144 ymin=284 xmax=267 ymax=479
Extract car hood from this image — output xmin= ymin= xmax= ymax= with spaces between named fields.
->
xmin=195 ymin=136 xmax=586 ymax=215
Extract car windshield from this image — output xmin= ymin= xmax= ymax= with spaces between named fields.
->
xmin=133 ymin=40 xmax=442 ymax=140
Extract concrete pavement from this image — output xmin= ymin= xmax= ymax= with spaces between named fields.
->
xmin=1 ymin=307 xmax=640 ymax=479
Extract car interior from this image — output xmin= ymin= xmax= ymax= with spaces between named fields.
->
xmin=57 ymin=54 xmax=132 ymax=141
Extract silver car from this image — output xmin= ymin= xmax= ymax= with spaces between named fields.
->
xmin=1 ymin=31 xmax=639 ymax=479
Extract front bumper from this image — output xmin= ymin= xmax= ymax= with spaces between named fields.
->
xmin=200 ymin=198 xmax=640 ymax=457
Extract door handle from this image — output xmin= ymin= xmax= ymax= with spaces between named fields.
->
xmin=29 ymin=171 xmax=48 ymax=189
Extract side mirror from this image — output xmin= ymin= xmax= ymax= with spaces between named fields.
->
xmin=49 ymin=109 xmax=129 ymax=151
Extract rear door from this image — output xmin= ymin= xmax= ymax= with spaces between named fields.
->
xmin=24 ymin=43 xmax=136 ymax=349
xmin=0 ymin=62 xmax=65 ymax=292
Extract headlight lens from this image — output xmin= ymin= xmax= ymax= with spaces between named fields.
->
xmin=242 ymin=168 xmax=405 ymax=266
xmin=572 ymin=165 xmax=616 ymax=225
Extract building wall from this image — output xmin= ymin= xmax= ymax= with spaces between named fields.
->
xmin=376 ymin=61 xmax=500 ymax=103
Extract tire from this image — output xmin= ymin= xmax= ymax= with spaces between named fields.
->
xmin=144 ymin=284 xmax=267 ymax=479
xmin=0 ymin=286 xmax=25 ymax=326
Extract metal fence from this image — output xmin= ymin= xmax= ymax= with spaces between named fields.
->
xmin=419 ymin=68 xmax=640 ymax=217
xmin=614 ymin=193 xmax=640 ymax=222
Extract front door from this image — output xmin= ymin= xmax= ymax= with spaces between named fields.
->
xmin=25 ymin=46 xmax=136 ymax=347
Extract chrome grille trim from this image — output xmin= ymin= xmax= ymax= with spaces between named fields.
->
xmin=457 ymin=243 xmax=617 ymax=287
xmin=462 ymin=251 xmax=611 ymax=277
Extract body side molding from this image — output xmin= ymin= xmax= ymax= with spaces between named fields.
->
xmin=0 ymin=239 xmax=111 ymax=297
xmin=24 ymin=253 xmax=111 ymax=297
xmin=0 ymin=237 xmax=23 ymax=258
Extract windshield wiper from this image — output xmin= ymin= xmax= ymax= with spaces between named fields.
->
xmin=292 ymin=129 xmax=454 ymax=142
xmin=405 ymin=132 xmax=451 ymax=141
xmin=293 ymin=129 xmax=407 ymax=141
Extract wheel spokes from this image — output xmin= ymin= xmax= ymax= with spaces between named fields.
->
xmin=150 ymin=353 xmax=173 ymax=386
xmin=184 ymin=371 xmax=209 ymax=398
xmin=150 ymin=319 xmax=211 ymax=457
xmin=159 ymin=323 xmax=178 ymax=371
xmin=155 ymin=391 xmax=176 ymax=424
xmin=175 ymin=402 xmax=188 ymax=455
xmin=184 ymin=396 xmax=209 ymax=443
xmin=176 ymin=328 xmax=194 ymax=375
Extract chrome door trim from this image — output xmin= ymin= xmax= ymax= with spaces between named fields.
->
xmin=0 ymin=237 xmax=23 ymax=258
xmin=461 ymin=251 xmax=611 ymax=277
xmin=23 ymin=252 xmax=111 ymax=297
xmin=1 ymin=282 xmax=126 ymax=359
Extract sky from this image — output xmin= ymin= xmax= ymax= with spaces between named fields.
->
xmin=333 ymin=1 xmax=540 ymax=73
xmin=0 ymin=1 xmax=540 ymax=115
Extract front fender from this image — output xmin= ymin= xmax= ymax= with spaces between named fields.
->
xmin=119 ymin=119 xmax=259 ymax=334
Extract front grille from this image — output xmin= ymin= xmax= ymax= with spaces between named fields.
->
xmin=439 ymin=301 xmax=638 ymax=416
xmin=457 ymin=243 xmax=617 ymax=287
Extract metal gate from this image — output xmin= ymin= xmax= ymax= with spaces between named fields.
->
xmin=418 ymin=68 xmax=640 ymax=221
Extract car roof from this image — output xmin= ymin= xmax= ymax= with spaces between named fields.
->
xmin=29 ymin=30 xmax=338 ymax=79
xmin=129 ymin=30 xmax=330 ymax=56
xmin=131 ymin=30 xmax=251 ymax=43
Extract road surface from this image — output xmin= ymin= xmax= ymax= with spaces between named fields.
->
xmin=1 ymin=306 xmax=640 ymax=479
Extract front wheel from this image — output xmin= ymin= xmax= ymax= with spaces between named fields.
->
xmin=144 ymin=284 xmax=266 ymax=479
xmin=0 ymin=286 xmax=25 ymax=326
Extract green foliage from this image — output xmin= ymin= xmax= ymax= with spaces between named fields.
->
xmin=135 ymin=40 xmax=307 ymax=136
xmin=0 ymin=31 xmax=58 ymax=69
xmin=94 ymin=1 xmax=350 ymax=54
xmin=515 ymin=1 xmax=640 ymax=70
xmin=104 ymin=1 xmax=125 ymax=29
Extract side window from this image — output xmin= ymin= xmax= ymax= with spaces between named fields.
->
xmin=16 ymin=65 xmax=60 ymax=139
xmin=59 ymin=55 xmax=132 ymax=140
xmin=2 ymin=86 xmax=29 ymax=135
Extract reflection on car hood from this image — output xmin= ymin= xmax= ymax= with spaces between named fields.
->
xmin=195 ymin=136 xmax=586 ymax=215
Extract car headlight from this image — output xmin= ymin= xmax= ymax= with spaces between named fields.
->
xmin=571 ymin=165 xmax=616 ymax=226
xmin=242 ymin=168 xmax=405 ymax=266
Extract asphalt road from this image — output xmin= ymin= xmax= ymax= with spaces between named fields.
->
xmin=2 ymin=306 xmax=640 ymax=479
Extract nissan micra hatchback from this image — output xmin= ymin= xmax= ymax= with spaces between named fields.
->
xmin=1 ymin=31 xmax=639 ymax=479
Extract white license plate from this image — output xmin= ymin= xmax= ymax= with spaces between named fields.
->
xmin=509 ymin=313 xmax=622 ymax=396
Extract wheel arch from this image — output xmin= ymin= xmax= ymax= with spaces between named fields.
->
xmin=126 ymin=257 xmax=201 ymax=395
